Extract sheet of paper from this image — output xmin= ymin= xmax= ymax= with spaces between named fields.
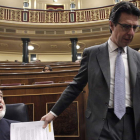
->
xmin=10 ymin=121 xmax=54 ymax=140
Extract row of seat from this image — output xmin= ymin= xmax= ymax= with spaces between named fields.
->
xmin=1 ymin=80 xmax=73 ymax=86
xmin=1 ymin=62 xmax=86 ymax=140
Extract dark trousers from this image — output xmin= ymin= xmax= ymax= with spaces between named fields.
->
xmin=99 ymin=107 xmax=136 ymax=140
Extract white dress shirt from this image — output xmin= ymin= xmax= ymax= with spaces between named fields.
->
xmin=50 ymin=39 xmax=132 ymax=117
xmin=108 ymin=38 xmax=132 ymax=108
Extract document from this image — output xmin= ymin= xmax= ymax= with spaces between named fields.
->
xmin=10 ymin=121 xmax=55 ymax=140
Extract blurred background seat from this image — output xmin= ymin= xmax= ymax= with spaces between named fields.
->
xmin=4 ymin=103 xmax=29 ymax=122
xmin=1 ymin=83 xmax=24 ymax=86
xmin=33 ymin=81 xmax=54 ymax=84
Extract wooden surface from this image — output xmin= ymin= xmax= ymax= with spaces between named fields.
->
xmin=2 ymin=83 xmax=86 ymax=140
xmin=0 ymin=66 xmax=80 ymax=73
xmin=0 ymin=64 xmax=79 ymax=68
xmin=0 ymin=69 xmax=78 ymax=78
xmin=0 ymin=75 xmax=75 ymax=85
xmin=0 ymin=61 xmax=86 ymax=140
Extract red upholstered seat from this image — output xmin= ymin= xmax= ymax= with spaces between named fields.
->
xmin=33 ymin=81 xmax=54 ymax=84
xmin=1 ymin=83 xmax=22 ymax=86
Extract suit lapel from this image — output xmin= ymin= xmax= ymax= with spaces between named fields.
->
xmin=127 ymin=47 xmax=137 ymax=90
xmin=97 ymin=42 xmax=110 ymax=90
xmin=96 ymin=44 xmax=137 ymax=92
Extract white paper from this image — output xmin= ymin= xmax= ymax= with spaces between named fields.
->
xmin=10 ymin=121 xmax=54 ymax=140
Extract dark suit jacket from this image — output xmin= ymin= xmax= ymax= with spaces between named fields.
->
xmin=0 ymin=118 xmax=18 ymax=140
xmin=51 ymin=42 xmax=140 ymax=140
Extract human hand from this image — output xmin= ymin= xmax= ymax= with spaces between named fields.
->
xmin=41 ymin=112 xmax=56 ymax=128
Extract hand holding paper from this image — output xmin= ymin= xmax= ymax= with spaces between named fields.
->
xmin=41 ymin=112 xmax=56 ymax=128
xmin=10 ymin=121 xmax=54 ymax=140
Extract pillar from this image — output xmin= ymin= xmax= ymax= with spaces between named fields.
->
xmin=21 ymin=38 xmax=30 ymax=63
xmin=70 ymin=38 xmax=78 ymax=62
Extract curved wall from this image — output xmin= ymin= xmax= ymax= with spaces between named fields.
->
xmin=0 ymin=0 xmax=131 ymax=10
xmin=0 ymin=0 xmax=76 ymax=10
xmin=0 ymin=0 xmax=118 ymax=10
xmin=0 ymin=52 xmax=72 ymax=62
xmin=36 ymin=0 xmax=72 ymax=10
xmin=81 ymin=0 xmax=114 ymax=9
xmin=0 ymin=0 xmax=23 ymax=8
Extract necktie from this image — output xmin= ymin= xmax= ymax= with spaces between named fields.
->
xmin=114 ymin=47 xmax=126 ymax=120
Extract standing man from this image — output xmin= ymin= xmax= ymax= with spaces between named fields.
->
xmin=0 ymin=90 xmax=18 ymax=140
xmin=41 ymin=2 xmax=140 ymax=140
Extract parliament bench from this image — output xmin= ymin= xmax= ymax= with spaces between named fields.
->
xmin=0 ymin=69 xmax=78 ymax=78
xmin=0 ymin=65 xmax=80 ymax=73
xmin=2 ymin=83 xmax=86 ymax=140
xmin=0 ymin=67 xmax=43 ymax=73
xmin=0 ymin=75 xmax=75 ymax=85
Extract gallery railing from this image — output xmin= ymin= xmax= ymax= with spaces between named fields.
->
xmin=0 ymin=1 xmax=140 ymax=23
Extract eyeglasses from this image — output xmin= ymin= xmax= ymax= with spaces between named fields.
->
xmin=117 ymin=22 xmax=140 ymax=33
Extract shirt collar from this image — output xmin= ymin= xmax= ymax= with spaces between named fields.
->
xmin=108 ymin=38 xmax=127 ymax=54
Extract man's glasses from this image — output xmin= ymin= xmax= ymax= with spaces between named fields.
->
xmin=117 ymin=22 xmax=140 ymax=33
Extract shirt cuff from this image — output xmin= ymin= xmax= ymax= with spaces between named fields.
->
xmin=50 ymin=111 xmax=58 ymax=117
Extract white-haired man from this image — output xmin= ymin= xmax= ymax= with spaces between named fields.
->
xmin=0 ymin=90 xmax=18 ymax=140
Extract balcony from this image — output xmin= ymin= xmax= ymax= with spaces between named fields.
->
xmin=0 ymin=1 xmax=140 ymax=61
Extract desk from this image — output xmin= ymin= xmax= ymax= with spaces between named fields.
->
xmin=2 ymin=83 xmax=86 ymax=140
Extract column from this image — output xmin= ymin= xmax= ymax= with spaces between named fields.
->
xmin=70 ymin=38 xmax=78 ymax=62
xmin=21 ymin=38 xmax=30 ymax=63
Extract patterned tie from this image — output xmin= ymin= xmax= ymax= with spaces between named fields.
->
xmin=114 ymin=47 xmax=126 ymax=120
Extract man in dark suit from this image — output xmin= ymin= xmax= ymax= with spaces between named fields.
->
xmin=41 ymin=2 xmax=140 ymax=140
xmin=0 ymin=90 xmax=18 ymax=140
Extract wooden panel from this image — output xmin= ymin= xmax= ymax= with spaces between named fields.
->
xmin=2 ymin=83 xmax=86 ymax=140
xmin=47 ymin=102 xmax=79 ymax=137
xmin=26 ymin=103 xmax=34 ymax=121
xmin=0 ymin=75 xmax=75 ymax=85
xmin=0 ymin=66 xmax=79 ymax=73
xmin=52 ymin=66 xmax=80 ymax=71
xmin=2 ymin=84 xmax=69 ymax=120
xmin=0 ymin=65 xmax=79 ymax=70
xmin=0 ymin=65 xmax=44 ymax=68
xmin=0 ymin=61 xmax=76 ymax=65
xmin=0 ymin=67 xmax=43 ymax=73
xmin=0 ymin=69 xmax=78 ymax=78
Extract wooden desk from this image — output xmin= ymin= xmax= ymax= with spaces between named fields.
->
xmin=0 ymin=67 xmax=43 ymax=73
xmin=0 ymin=69 xmax=78 ymax=78
xmin=0 ymin=66 xmax=80 ymax=73
xmin=0 ymin=64 xmax=79 ymax=68
xmin=0 ymin=65 xmax=44 ymax=68
xmin=52 ymin=65 xmax=80 ymax=71
xmin=0 ymin=75 xmax=75 ymax=85
xmin=2 ymin=83 xmax=86 ymax=140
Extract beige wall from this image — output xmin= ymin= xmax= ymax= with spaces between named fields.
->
xmin=0 ymin=52 xmax=22 ymax=61
xmin=81 ymin=0 xmax=114 ymax=9
xmin=0 ymin=0 xmax=23 ymax=8
xmin=36 ymin=0 xmax=74 ymax=10
xmin=0 ymin=52 xmax=71 ymax=62
xmin=37 ymin=54 xmax=71 ymax=62
xmin=0 ymin=0 xmax=131 ymax=10
xmin=0 ymin=0 xmax=115 ymax=10
xmin=0 ymin=0 xmax=79 ymax=10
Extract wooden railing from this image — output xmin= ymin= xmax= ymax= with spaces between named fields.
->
xmin=0 ymin=1 xmax=140 ymax=23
